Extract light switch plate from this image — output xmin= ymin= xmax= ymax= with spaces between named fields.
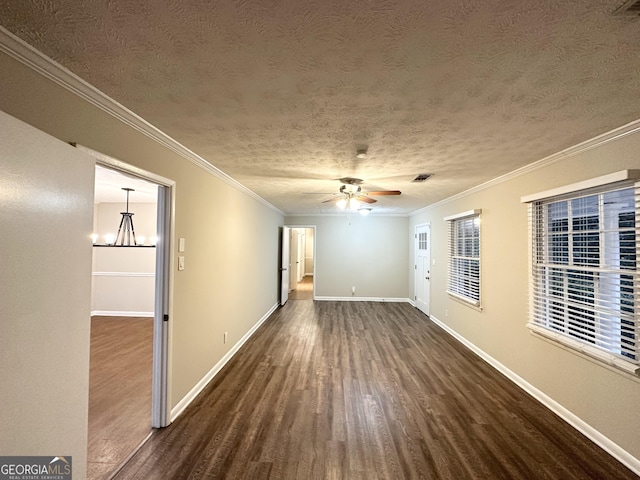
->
xmin=179 ymin=237 xmax=185 ymax=253
xmin=178 ymin=256 xmax=185 ymax=271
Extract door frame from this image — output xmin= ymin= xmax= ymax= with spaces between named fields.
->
xmin=289 ymin=228 xmax=299 ymax=292
xmin=414 ymin=222 xmax=431 ymax=316
xmin=282 ymin=225 xmax=317 ymax=300
xmin=280 ymin=226 xmax=290 ymax=305
xmin=78 ymin=145 xmax=175 ymax=428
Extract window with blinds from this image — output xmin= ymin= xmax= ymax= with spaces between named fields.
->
xmin=445 ymin=210 xmax=481 ymax=306
xmin=524 ymin=174 xmax=639 ymax=374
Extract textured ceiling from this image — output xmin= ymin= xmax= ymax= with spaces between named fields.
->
xmin=1 ymin=0 xmax=640 ymax=214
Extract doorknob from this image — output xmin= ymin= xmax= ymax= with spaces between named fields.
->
xmin=426 ymin=276 xmax=430 ymax=280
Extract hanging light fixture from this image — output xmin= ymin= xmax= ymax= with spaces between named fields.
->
xmin=114 ymin=187 xmax=137 ymax=246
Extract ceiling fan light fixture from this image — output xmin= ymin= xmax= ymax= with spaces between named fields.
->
xmin=349 ymin=198 xmax=361 ymax=210
xmin=336 ymin=198 xmax=347 ymax=209
xmin=358 ymin=208 xmax=372 ymax=216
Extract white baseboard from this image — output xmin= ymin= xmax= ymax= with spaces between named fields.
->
xmin=91 ymin=310 xmax=154 ymax=317
xmin=92 ymin=271 xmax=155 ymax=277
xmin=170 ymin=302 xmax=279 ymax=422
xmin=429 ymin=314 xmax=640 ymax=477
xmin=314 ymin=296 xmax=413 ymax=303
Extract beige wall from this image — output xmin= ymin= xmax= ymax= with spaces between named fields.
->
xmin=0 ymin=49 xmax=284 ymax=460
xmin=286 ymin=215 xmax=410 ymax=299
xmin=409 ymin=131 xmax=640 ymax=460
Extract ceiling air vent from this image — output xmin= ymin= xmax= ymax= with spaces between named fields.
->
xmin=613 ymin=0 xmax=640 ymax=16
xmin=412 ymin=173 xmax=433 ymax=183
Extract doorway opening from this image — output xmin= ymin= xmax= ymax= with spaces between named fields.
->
xmin=281 ymin=226 xmax=315 ymax=303
xmin=83 ymin=146 xmax=173 ymax=479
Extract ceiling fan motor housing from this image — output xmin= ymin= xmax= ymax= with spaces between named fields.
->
xmin=340 ymin=184 xmax=362 ymax=194
xmin=339 ymin=177 xmax=364 ymax=185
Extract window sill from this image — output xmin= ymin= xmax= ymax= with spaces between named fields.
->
xmin=527 ymin=322 xmax=639 ymax=376
xmin=447 ymin=291 xmax=482 ymax=311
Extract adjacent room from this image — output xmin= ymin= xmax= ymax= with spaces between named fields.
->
xmin=88 ymin=167 xmax=159 ymax=479
xmin=1 ymin=2 xmax=639 ymax=479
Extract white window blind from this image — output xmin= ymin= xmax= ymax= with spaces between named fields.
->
xmin=525 ymin=178 xmax=640 ymax=374
xmin=445 ymin=210 xmax=481 ymax=306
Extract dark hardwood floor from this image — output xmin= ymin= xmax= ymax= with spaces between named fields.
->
xmin=114 ymin=301 xmax=637 ymax=479
xmin=88 ymin=316 xmax=153 ymax=479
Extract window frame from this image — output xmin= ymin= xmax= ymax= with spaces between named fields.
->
xmin=445 ymin=209 xmax=482 ymax=308
xmin=522 ymin=171 xmax=640 ymax=375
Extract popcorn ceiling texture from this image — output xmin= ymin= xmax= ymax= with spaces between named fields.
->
xmin=1 ymin=0 xmax=640 ymax=213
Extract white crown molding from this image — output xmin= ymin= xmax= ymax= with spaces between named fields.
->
xmin=0 ymin=26 xmax=284 ymax=216
xmin=285 ymin=213 xmax=409 ymax=218
xmin=411 ymin=118 xmax=640 ymax=217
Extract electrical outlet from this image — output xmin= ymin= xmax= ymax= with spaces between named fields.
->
xmin=224 ymin=332 xmax=228 ymax=344
xmin=445 ymin=309 xmax=449 ymax=317
xmin=352 ymin=286 xmax=356 ymax=295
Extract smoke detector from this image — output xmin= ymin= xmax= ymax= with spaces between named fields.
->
xmin=356 ymin=149 xmax=368 ymax=159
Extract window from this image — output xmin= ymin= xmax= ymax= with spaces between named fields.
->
xmin=445 ymin=210 xmax=481 ymax=306
xmin=523 ymin=172 xmax=639 ymax=374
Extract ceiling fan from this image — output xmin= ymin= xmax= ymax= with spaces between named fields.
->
xmin=320 ymin=177 xmax=401 ymax=214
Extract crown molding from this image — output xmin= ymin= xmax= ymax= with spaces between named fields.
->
xmin=285 ymin=212 xmax=409 ymax=218
xmin=0 ymin=26 xmax=284 ymax=216
xmin=411 ymin=118 xmax=640 ymax=217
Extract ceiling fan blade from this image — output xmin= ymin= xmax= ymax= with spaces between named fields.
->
xmin=366 ymin=190 xmax=401 ymax=196
xmin=321 ymin=197 xmax=341 ymax=204
xmin=302 ymin=192 xmax=337 ymax=195
xmin=358 ymin=196 xmax=377 ymax=204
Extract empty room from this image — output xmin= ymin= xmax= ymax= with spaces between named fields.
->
xmin=1 ymin=2 xmax=639 ymax=479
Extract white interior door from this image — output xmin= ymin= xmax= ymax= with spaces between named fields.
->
xmin=415 ymin=224 xmax=431 ymax=315
xmin=290 ymin=229 xmax=299 ymax=291
xmin=297 ymin=230 xmax=305 ymax=281
xmin=280 ymin=227 xmax=290 ymax=305
xmin=0 ymin=111 xmax=95 ymax=466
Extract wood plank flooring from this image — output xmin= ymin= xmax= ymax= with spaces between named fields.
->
xmin=288 ymin=275 xmax=313 ymax=300
xmin=88 ymin=316 xmax=153 ymax=479
xmin=114 ymin=301 xmax=637 ymax=479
